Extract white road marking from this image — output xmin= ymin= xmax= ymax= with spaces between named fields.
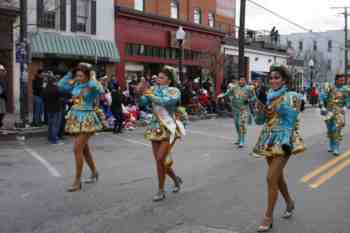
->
xmin=116 ymin=136 xmax=151 ymax=148
xmin=23 ymin=146 xmax=62 ymax=177
xmin=188 ymin=129 xmax=232 ymax=141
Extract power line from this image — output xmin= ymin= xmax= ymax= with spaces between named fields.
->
xmin=246 ymin=0 xmax=311 ymax=32
xmin=246 ymin=0 xmax=348 ymax=51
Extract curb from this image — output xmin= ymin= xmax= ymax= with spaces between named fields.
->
xmin=0 ymin=114 xmax=220 ymax=141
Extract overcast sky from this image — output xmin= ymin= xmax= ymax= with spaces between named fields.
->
xmin=236 ymin=0 xmax=349 ymax=34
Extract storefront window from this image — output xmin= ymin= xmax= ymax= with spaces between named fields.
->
xmin=170 ymin=0 xmax=179 ymax=19
xmin=131 ymin=44 xmax=141 ymax=56
xmin=165 ymin=48 xmax=171 ymax=59
xmin=145 ymin=46 xmax=153 ymax=56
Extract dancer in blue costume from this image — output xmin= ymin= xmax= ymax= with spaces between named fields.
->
xmin=253 ymin=65 xmax=306 ymax=232
xmin=142 ymin=66 xmax=187 ymax=202
xmin=319 ymin=74 xmax=350 ymax=156
xmin=58 ymin=63 xmax=104 ymax=192
xmin=218 ymin=77 xmax=256 ymax=148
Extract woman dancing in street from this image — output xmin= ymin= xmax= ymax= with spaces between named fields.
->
xmin=58 ymin=63 xmax=104 ymax=192
xmin=253 ymin=65 xmax=305 ymax=232
xmin=142 ymin=67 xmax=186 ymax=202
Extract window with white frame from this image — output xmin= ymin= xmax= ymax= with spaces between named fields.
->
xmin=170 ymin=0 xmax=179 ymax=19
xmin=208 ymin=12 xmax=215 ymax=27
xmin=40 ymin=0 xmax=58 ymax=29
xmin=76 ymin=0 xmax=90 ymax=32
xmin=135 ymin=0 xmax=144 ymax=11
xmin=194 ymin=8 xmax=201 ymax=24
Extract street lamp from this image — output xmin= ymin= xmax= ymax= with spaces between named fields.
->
xmin=309 ymin=59 xmax=314 ymax=87
xmin=176 ymin=26 xmax=186 ymax=84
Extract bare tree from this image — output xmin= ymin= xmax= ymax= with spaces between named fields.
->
xmin=199 ymin=48 xmax=224 ymax=95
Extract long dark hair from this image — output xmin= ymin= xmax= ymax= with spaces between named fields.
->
xmin=269 ymin=65 xmax=292 ymax=89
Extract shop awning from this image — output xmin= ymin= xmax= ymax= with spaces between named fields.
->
xmin=29 ymin=32 xmax=120 ymax=63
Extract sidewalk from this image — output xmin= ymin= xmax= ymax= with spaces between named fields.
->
xmin=0 ymin=112 xmax=219 ymax=141
xmin=0 ymin=113 xmax=47 ymax=141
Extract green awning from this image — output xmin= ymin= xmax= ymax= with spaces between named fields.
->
xmin=29 ymin=32 xmax=120 ymax=63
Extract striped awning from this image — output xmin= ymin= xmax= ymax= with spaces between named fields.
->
xmin=29 ymin=32 xmax=120 ymax=63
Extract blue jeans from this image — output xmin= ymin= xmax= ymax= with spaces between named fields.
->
xmin=47 ymin=112 xmax=62 ymax=144
xmin=33 ymin=96 xmax=44 ymax=124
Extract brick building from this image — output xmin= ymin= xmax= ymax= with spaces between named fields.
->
xmin=115 ymin=0 xmax=235 ymax=93
xmin=115 ymin=0 xmax=235 ymax=33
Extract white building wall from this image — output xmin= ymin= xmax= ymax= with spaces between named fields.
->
xmin=281 ymin=30 xmax=347 ymax=82
xmin=223 ymin=45 xmax=288 ymax=75
xmin=26 ymin=0 xmax=115 ymax=41
xmin=96 ymin=0 xmax=115 ymax=41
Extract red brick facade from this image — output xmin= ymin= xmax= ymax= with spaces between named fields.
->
xmin=115 ymin=7 xmax=226 ymax=93
xmin=115 ymin=0 xmax=235 ymax=34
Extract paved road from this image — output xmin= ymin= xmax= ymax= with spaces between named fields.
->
xmin=0 ymin=108 xmax=350 ymax=233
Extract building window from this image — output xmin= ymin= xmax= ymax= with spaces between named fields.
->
xmin=135 ymin=0 xmax=144 ymax=11
xmin=194 ymin=8 xmax=202 ymax=24
xmin=170 ymin=0 xmax=179 ymax=19
xmin=287 ymin=40 xmax=292 ymax=48
xmin=299 ymin=41 xmax=303 ymax=51
xmin=328 ymin=59 xmax=332 ymax=70
xmin=76 ymin=0 xmax=90 ymax=32
xmin=328 ymin=40 xmax=332 ymax=52
xmin=208 ymin=12 xmax=215 ymax=27
xmin=313 ymin=40 xmax=317 ymax=51
xmin=39 ymin=0 xmax=58 ymax=29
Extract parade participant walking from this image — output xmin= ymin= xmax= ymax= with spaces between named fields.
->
xmin=253 ymin=65 xmax=305 ymax=232
xmin=319 ymin=74 xmax=350 ymax=156
xmin=58 ymin=63 xmax=104 ymax=192
xmin=218 ymin=77 xmax=256 ymax=148
xmin=142 ymin=66 xmax=186 ymax=202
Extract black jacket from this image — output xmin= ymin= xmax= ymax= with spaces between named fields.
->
xmin=43 ymin=84 xmax=62 ymax=113
xmin=32 ymin=78 xmax=44 ymax=97
xmin=111 ymin=89 xmax=123 ymax=113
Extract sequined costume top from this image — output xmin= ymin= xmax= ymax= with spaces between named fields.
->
xmin=144 ymin=85 xmax=184 ymax=142
xmin=253 ymin=85 xmax=305 ymax=157
xmin=319 ymin=83 xmax=350 ymax=141
xmin=58 ymin=72 xmax=104 ymax=134
xmin=320 ymin=83 xmax=350 ymax=113
xmin=222 ymin=84 xmax=256 ymax=112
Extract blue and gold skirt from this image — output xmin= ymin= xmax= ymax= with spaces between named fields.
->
xmin=65 ymin=109 xmax=104 ymax=134
xmin=253 ymin=126 xmax=305 ymax=157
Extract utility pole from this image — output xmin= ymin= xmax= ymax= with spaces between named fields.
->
xmin=238 ymin=0 xmax=246 ymax=80
xmin=331 ymin=7 xmax=350 ymax=75
xmin=18 ymin=0 xmax=28 ymax=127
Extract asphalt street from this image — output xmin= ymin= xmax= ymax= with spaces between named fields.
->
xmin=0 ymin=108 xmax=350 ymax=233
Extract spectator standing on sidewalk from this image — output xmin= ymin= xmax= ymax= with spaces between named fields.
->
xmin=32 ymin=69 xmax=45 ymax=126
xmin=0 ymin=65 xmax=7 ymax=128
xmin=43 ymin=75 xmax=63 ymax=145
xmin=111 ymin=83 xmax=124 ymax=134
